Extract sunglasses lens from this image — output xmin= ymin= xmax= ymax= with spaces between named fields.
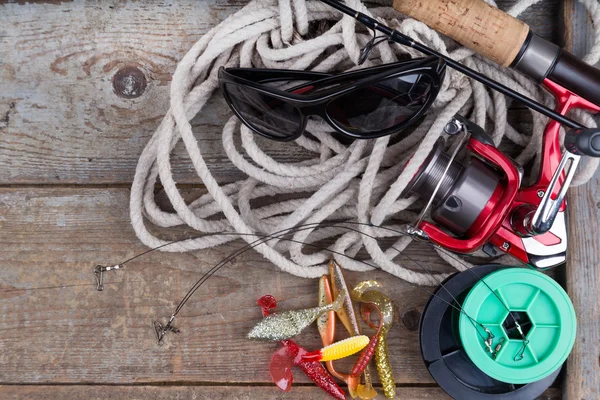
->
xmin=224 ymin=83 xmax=302 ymax=140
xmin=326 ymin=73 xmax=434 ymax=136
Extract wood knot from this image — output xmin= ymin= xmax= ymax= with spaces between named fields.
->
xmin=401 ymin=308 xmax=421 ymax=331
xmin=113 ymin=66 xmax=147 ymax=99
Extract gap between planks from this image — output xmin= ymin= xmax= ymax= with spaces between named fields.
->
xmin=0 ymin=385 xmax=562 ymax=400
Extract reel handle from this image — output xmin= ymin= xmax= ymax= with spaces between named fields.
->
xmin=564 ymin=128 xmax=600 ymax=158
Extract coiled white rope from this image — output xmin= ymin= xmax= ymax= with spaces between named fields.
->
xmin=130 ymin=0 xmax=600 ymax=285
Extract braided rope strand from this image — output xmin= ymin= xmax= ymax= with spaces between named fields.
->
xmin=129 ymin=0 xmax=600 ymax=283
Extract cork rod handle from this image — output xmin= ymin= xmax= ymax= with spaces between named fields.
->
xmin=393 ymin=0 xmax=530 ymax=67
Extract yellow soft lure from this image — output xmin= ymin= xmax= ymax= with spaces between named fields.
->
xmin=302 ymin=335 xmax=370 ymax=362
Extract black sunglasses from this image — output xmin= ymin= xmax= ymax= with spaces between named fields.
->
xmin=218 ymin=56 xmax=446 ymax=141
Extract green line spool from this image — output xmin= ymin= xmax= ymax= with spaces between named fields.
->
xmin=459 ymin=268 xmax=576 ymax=384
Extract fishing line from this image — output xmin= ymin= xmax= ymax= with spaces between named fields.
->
xmin=96 ymin=220 xmax=413 ymax=289
xmin=0 ymin=283 xmax=98 ymax=293
xmin=358 ymin=26 xmax=391 ymax=65
xmin=126 ymin=221 xmax=503 ymax=347
xmin=0 ymin=218 xmax=510 ymax=353
xmin=162 ymin=222 xmax=400 ymax=325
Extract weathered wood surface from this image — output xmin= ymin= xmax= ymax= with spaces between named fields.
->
xmin=0 ymin=0 xmax=596 ymax=399
xmin=0 ymin=0 xmax=560 ymax=184
xmin=563 ymin=2 xmax=600 ymax=400
xmin=0 ymin=0 xmax=313 ymax=185
xmin=0 ymin=187 xmax=455 ymax=385
xmin=0 ymin=385 xmax=562 ymax=400
xmin=565 ymin=178 xmax=600 ymax=400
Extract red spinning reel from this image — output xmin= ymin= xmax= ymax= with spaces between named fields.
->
xmin=404 ymin=81 xmax=600 ymax=269
xmin=317 ymin=0 xmax=600 ymax=269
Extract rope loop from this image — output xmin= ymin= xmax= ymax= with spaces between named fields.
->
xmin=130 ymin=0 xmax=600 ymax=284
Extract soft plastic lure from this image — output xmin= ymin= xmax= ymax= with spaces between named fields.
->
xmin=302 ymin=335 xmax=370 ymax=362
xmin=317 ymin=275 xmax=362 ymax=397
xmin=330 ymin=260 xmax=361 ymax=335
xmin=248 ymin=289 xmax=346 ymax=340
xmin=257 ymin=295 xmax=347 ymax=400
xmin=351 ymin=306 xmax=382 ymax=377
xmin=318 ymin=262 xmax=378 ymax=400
xmin=271 ymin=340 xmax=346 ymax=400
xmin=353 ymin=281 xmax=396 ymax=399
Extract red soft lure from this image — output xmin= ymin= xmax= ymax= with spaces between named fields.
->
xmin=351 ymin=304 xmax=383 ymax=377
xmin=351 ymin=333 xmax=379 ymax=377
xmin=258 ymin=295 xmax=346 ymax=400
xmin=279 ymin=340 xmax=346 ymax=400
xmin=270 ymin=345 xmax=295 ymax=391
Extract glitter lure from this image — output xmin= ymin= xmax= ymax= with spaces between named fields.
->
xmin=247 ymin=289 xmax=346 ymax=341
xmin=353 ymin=281 xmax=396 ymax=399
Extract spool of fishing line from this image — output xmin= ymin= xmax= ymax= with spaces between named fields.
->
xmin=459 ymin=268 xmax=576 ymax=384
xmin=419 ymin=265 xmax=570 ymax=399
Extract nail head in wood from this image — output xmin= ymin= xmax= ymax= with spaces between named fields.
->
xmin=401 ymin=308 xmax=421 ymax=331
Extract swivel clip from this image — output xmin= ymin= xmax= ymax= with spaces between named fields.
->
xmin=94 ymin=264 xmax=121 ymax=291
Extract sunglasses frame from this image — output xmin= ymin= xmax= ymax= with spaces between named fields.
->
xmin=218 ymin=56 xmax=446 ymax=141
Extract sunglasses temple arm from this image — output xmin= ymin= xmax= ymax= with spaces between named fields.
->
xmin=320 ymin=0 xmax=584 ymax=130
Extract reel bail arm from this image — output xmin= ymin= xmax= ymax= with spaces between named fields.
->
xmin=527 ymin=128 xmax=600 ymax=235
xmin=529 ymin=151 xmax=580 ymax=235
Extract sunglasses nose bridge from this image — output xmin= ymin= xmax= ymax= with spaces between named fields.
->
xmin=299 ymin=105 xmax=334 ymax=132
xmin=301 ymin=101 xmax=330 ymax=117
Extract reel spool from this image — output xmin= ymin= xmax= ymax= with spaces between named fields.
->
xmin=404 ymin=137 xmax=501 ymax=235
xmin=420 ymin=265 xmax=574 ymax=399
xmin=402 ymin=116 xmax=523 ymax=258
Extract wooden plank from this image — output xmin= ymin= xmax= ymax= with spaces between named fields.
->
xmin=0 ymin=0 xmax=560 ymax=185
xmin=0 ymin=386 xmax=406 ymax=400
xmin=0 ymin=385 xmax=562 ymax=400
xmin=0 ymin=187 xmax=457 ymax=384
xmin=565 ymin=179 xmax=600 ymax=400
xmin=0 ymin=0 xmax=314 ymax=185
xmin=562 ymin=2 xmax=600 ymax=399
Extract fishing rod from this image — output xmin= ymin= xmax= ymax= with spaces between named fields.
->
xmin=393 ymin=0 xmax=600 ymax=111
xmin=390 ymin=0 xmax=600 ymax=159
xmin=320 ymin=0 xmax=589 ymax=130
